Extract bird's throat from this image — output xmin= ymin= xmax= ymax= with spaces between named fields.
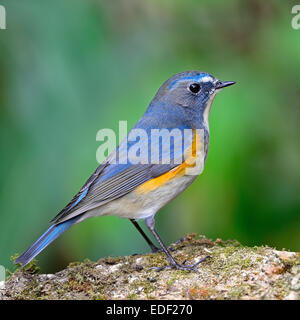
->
xmin=202 ymin=91 xmax=217 ymax=131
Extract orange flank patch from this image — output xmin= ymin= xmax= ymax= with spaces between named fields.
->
xmin=137 ymin=130 xmax=201 ymax=194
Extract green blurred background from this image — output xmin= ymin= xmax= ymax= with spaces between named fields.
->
xmin=0 ymin=0 xmax=299 ymax=273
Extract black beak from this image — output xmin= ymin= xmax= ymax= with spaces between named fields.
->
xmin=215 ymin=81 xmax=236 ymax=89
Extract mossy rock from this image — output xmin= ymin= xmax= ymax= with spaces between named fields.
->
xmin=1 ymin=235 xmax=299 ymax=300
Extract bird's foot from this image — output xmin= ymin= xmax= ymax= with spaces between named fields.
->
xmin=149 ymin=256 xmax=209 ymax=272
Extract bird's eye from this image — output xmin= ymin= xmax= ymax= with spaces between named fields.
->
xmin=189 ymin=83 xmax=201 ymax=94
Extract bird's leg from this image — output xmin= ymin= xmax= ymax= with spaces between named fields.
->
xmin=130 ymin=219 xmax=181 ymax=253
xmin=130 ymin=219 xmax=160 ymax=253
xmin=145 ymin=215 xmax=207 ymax=272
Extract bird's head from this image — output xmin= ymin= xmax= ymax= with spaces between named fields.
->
xmin=152 ymin=71 xmax=235 ymax=128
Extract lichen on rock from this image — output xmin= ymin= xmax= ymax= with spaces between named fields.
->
xmin=1 ymin=235 xmax=299 ymax=300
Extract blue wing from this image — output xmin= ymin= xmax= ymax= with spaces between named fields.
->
xmin=51 ymin=124 xmax=194 ymax=223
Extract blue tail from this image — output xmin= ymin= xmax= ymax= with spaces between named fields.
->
xmin=15 ymin=217 xmax=79 ymax=267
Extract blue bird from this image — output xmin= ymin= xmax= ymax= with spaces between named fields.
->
xmin=15 ymin=71 xmax=235 ymax=271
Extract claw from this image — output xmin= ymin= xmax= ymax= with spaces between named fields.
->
xmin=148 ymin=256 xmax=209 ymax=272
xmin=148 ymin=265 xmax=173 ymax=272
